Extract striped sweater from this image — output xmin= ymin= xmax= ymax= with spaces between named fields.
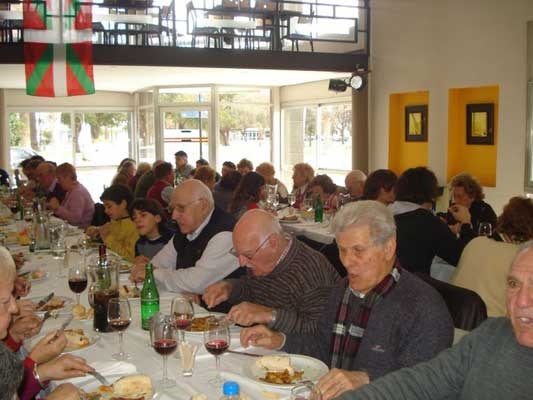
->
xmin=226 ymin=238 xmax=341 ymax=334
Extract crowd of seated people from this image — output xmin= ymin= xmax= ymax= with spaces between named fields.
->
xmin=3 ymin=148 xmax=533 ymax=399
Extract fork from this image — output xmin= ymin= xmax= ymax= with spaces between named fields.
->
xmin=88 ymin=370 xmax=111 ymax=386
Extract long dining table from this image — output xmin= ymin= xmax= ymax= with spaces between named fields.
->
xmin=0 ymin=214 xmax=295 ymax=400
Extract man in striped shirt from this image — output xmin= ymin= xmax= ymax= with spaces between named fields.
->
xmin=203 ymin=209 xmax=341 ymax=334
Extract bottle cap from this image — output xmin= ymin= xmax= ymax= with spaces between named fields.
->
xmin=222 ymin=381 xmax=239 ymax=396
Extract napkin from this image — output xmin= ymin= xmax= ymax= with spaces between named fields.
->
xmin=66 ymin=361 xmax=137 ymax=386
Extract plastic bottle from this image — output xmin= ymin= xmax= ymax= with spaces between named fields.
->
xmin=141 ymin=263 xmax=160 ymax=330
xmin=220 ymin=381 xmax=240 ymax=400
xmin=314 ymin=193 xmax=323 ymax=223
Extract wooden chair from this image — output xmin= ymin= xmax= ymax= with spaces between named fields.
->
xmin=186 ymin=1 xmax=219 ymax=48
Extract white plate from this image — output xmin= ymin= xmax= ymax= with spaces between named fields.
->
xmin=79 ymin=375 xmax=160 ymax=399
xmin=27 ymin=271 xmax=49 ymax=283
xmin=242 ymin=354 xmax=329 ymax=389
xmin=30 ymin=295 xmax=75 ymax=316
xmin=278 ymin=217 xmax=301 ymax=224
xmin=64 ymin=331 xmax=100 ymax=353
xmin=184 ymin=312 xmax=230 ymax=336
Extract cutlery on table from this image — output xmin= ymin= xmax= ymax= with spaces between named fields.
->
xmin=88 ymin=370 xmax=111 ymax=386
xmin=35 ymin=292 xmax=54 ymax=310
xmin=48 ymin=314 xmax=73 ymax=343
xmin=226 ymin=349 xmax=262 ymax=357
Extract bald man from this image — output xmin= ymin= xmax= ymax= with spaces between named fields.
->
xmin=345 ymin=170 xmax=367 ymax=201
xmin=203 ymin=209 xmax=341 ymax=334
xmin=130 ymin=180 xmax=240 ymax=293
xmin=35 ymin=162 xmax=66 ymax=202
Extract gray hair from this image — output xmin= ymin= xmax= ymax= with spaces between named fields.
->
xmin=0 ymin=342 xmax=23 ymax=398
xmin=331 ymin=200 xmax=396 ymax=246
xmin=509 ymin=239 xmax=533 ymax=272
xmin=0 ymin=247 xmax=16 ymax=282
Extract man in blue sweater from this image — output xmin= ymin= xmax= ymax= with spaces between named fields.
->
xmin=241 ymin=201 xmax=454 ymax=400
xmin=336 ymin=240 xmax=533 ymax=400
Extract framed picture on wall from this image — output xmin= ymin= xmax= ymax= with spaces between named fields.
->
xmin=466 ymin=103 xmax=494 ymax=145
xmin=405 ymin=105 xmax=428 ymax=142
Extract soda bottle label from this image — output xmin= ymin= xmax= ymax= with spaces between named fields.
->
xmin=141 ymin=299 xmax=160 ymax=330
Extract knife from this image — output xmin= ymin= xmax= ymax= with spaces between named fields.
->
xmin=49 ymin=314 xmax=73 ymax=343
xmin=36 ymin=292 xmax=54 ymax=310
xmin=88 ymin=370 xmax=111 ymax=386
xmin=227 ymin=349 xmax=262 ymax=357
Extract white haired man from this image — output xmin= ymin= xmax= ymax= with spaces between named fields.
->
xmin=240 ymin=201 xmax=453 ymax=400
xmin=203 ymin=209 xmax=340 ymax=334
xmin=335 ymin=240 xmax=533 ymax=400
xmin=131 ymin=180 xmax=241 ymax=293
xmin=345 ymin=170 xmax=367 ymax=201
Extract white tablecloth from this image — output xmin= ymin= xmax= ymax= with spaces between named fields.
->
xmin=5 ymin=227 xmax=290 ymax=400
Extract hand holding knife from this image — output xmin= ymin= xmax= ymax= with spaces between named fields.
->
xmin=35 ymin=292 xmax=54 ymax=311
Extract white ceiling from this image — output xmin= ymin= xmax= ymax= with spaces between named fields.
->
xmin=0 ymin=64 xmax=347 ymax=92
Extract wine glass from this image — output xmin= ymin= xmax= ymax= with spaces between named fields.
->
xmin=107 ymin=298 xmax=132 ymax=360
xmin=68 ymin=263 xmax=88 ymax=305
xmin=287 ymin=193 xmax=296 ymax=214
xmin=171 ymin=296 xmax=194 ymax=343
xmin=478 ymin=222 xmax=492 ymax=237
xmin=78 ymin=235 xmax=90 ymax=266
xmin=203 ymin=319 xmax=230 ymax=386
xmin=272 ymin=193 xmax=280 ymax=210
xmin=152 ymin=315 xmax=177 ymax=389
xmin=291 ymin=382 xmax=322 ymax=400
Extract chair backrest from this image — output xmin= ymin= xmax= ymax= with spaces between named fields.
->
xmin=415 ymin=272 xmax=488 ymax=331
xmin=186 ymin=1 xmax=196 ymax=31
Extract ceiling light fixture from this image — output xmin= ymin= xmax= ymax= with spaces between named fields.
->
xmin=328 ymin=67 xmax=370 ymax=93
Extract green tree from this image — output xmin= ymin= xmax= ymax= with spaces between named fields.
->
xmin=9 ymin=113 xmax=25 ymax=146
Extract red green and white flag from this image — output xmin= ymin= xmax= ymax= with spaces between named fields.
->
xmin=23 ymin=0 xmax=95 ymax=97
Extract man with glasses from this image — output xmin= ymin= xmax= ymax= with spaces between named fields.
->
xmin=240 ymin=201 xmax=453 ymax=400
xmin=203 ymin=209 xmax=341 ymax=334
xmin=130 ymin=179 xmax=240 ymax=294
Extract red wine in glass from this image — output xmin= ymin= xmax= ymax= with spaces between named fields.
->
xmin=174 ymin=313 xmax=193 ymax=330
xmin=109 ymin=318 xmax=131 ymax=332
xmin=68 ymin=278 xmax=88 ymax=293
xmin=154 ymin=338 xmax=177 ymax=356
xmin=205 ymin=339 xmax=229 ymax=356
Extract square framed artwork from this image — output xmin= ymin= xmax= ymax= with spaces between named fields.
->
xmin=466 ymin=103 xmax=494 ymax=145
xmin=405 ymin=105 xmax=428 ymax=142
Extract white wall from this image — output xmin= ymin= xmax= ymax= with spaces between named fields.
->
xmin=5 ymin=89 xmax=133 ymax=109
xmin=370 ymin=0 xmax=533 ymax=213
xmin=280 ymin=79 xmax=351 ymax=105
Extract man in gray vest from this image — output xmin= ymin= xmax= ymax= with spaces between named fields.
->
xmin=130 ymin=180 xmax=239 ymax=293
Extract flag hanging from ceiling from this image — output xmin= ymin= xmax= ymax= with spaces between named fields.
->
xmin=23 ymin=0 xmax=95 ymax=97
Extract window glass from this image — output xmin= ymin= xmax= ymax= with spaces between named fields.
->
xmin=159 ymin=87 xmax=211 ymax=104
xmin=139 ymin=108 xmax=156 ymax=163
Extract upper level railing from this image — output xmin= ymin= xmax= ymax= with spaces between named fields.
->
xmin=0 ymin=0 xmax=369 ymax=54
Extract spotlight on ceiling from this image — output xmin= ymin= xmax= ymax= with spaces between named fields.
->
xmin=349 ymin=74 xmax=366 ymax=91
xmin=328 ymin=68 xmax=370 ymax=93
xmin=328 ymin=79 xmax=348 ymax=92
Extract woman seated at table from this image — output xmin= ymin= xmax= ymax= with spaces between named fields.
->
xmin=111 ymin=160 xmax=136 ymax=188
xmin=255 ymin=162 xmax=289 ymax=202
xmin=362 ymin=169 xmax=397 ymax=205
xmin=452 ymin=196 xmax=533 ymax=317
xmin=229 ymin=171 xmax=265 ymax=219
xmin=291 ymin=162 xmax=314 ymax=209
xmin=449 ymin=172 xmax=497 ymax=235
xmin=47 ymin=163 xmax=94 ymax=228
xmin=309 ymin=174 xmax=338 ymax=212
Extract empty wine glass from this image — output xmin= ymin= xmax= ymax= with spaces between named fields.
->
xmin=203 ymin=319 xmax=230 ymax=386
xmin=291 ymin=382 xmax=322 ymax=400
xmin=478 ymin=222 xmax=492 ymax=237
xmin=288 ymin=193 xmax=296 ymax=214
xmin=171 ymin=296 xmax=194 ymax=343
xmin=107 ymin=298 xmax=132 ymax=360
xmin=272 ymin=193 xmax=280 ymax=210
xmin=68 ymin=263 xmax=88 ymax=305
xmin=152 ymin=315 xmax=177 ymax=389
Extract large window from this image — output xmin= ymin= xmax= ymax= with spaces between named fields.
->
xmin=281 ymin=102 xmax=352 ymax=186
xmin=8 ymin=111 xmax=132 ymax=200
xmin=217 ymin=87 xmax=271 ymax=170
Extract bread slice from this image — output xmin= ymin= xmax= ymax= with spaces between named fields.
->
xmin=255 ymin=355 xmax=295 ymax=375
xmin=112 ymin=374 xmax=153 ymax=398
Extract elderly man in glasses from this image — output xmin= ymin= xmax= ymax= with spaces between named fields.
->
xmin=203 ymin=209 xmax=341 ymax=334
xmin=240 ymin=201 xmax=453 ymax=400
xmin=131 ymin=179 xmax=241 ymax=294
xmin=334 ymin=239 xmax=533 ymax=400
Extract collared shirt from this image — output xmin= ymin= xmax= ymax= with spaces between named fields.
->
xmin=186 ymin=209 xmax=214 ymax=241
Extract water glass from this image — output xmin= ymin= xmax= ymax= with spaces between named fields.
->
xmin=291 ymin=382 xmax=322 ymax=400
xmin=478 ymin=222 xmax=492 ymax=237
xmin=178 ymin=342 xmax=198 ymax=377
xmin=49 ymin=222 xmax=66 ymax=259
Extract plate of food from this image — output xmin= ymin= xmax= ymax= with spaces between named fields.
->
xmin=72 ymin=304 xmax=94 ymax=321
xmin=243 ymin=355 xmax=328 ymax=389
xmin=278 ymin=215 xmax=300 ymax=224
xmin=119 ymin=284 xmax=140 ymax=300
xmin=184 ymin=313 xmax=230 ymax=335
xmin=119 ymin=262 xmax=132 ymax=274
xmin=26 ymin=269 xmax=49 ymax=283
xmin=31 ymin=295 xmax=74 ymax=315
xmin=81 ymin=374 xmax=157 ymax=400
xmin=63 ymin=328 xmax=99 ymax=353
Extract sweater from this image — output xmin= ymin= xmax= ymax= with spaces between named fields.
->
xmin=134 ymin=171 xmax=156 ymax=198
xmin=451 ymin=236 xmax=518 ymax=317
xmin=226 ymin=238 xmax=341 ymax=334
xmin=135 ymin=231 xmax=173 ymax=259
xmin=54 ymin=182 xmax=94 ymax=228
xmin=394 ymin=208 xmax=472 ymax=275
xmin=102 ymin=217 xmax=139 ymax=262
xmin=147 ymin=180 xmax=171 ymax=208
xmin=469 ymin=199 xmax=497 ymax=234
xmin=337 ymin=318 xmax=533 ymax=400
xmin=284 ymin=270 xmax=453 ymax=380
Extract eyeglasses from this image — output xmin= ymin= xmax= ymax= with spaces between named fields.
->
xmin=230 ymin=235 xmax=271 ymax=261
xmin=171 ymin=198 xmax=201 ymax=214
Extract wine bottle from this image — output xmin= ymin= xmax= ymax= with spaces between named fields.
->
xmin=141 ymin=263 xmax=160 ymax=330
xmin=314 ymin=194 xmax=323 ymax=223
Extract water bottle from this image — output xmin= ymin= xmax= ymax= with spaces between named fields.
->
xmin=141 ymin=263 xmax=160 ymax=330
xmin=314 ymin=194 xmax=323 ymax=223
xmin=220 ymin=381 xmax=240 ymax=400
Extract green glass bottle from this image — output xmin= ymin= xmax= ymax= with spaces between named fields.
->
xmin=314 ymin=194 xmax=323 ymax=223
xmin=16 ymin=192 xmax=23 ymax=220
xmin=141 ymin=263 xmax=160 ymax=330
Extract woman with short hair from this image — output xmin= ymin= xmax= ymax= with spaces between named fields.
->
xmin=291 ymin=163 xmax=314 ymax=209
